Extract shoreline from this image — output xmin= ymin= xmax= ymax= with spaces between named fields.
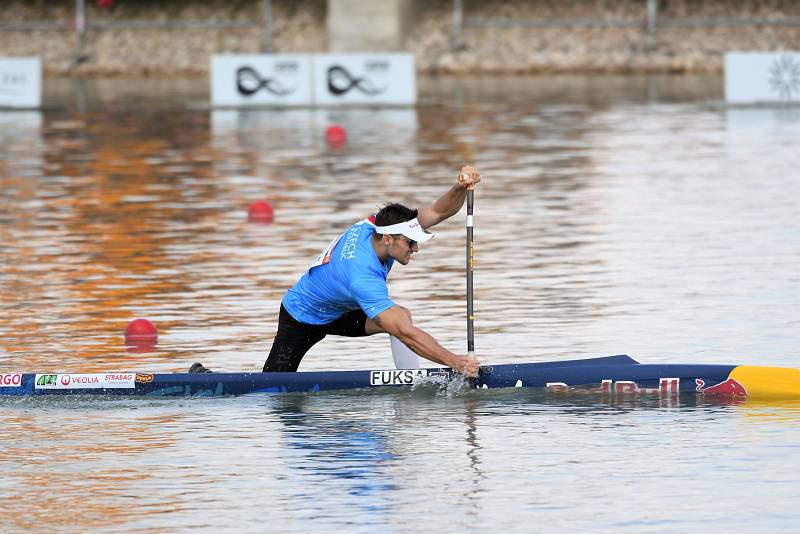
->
xmin=2 ymin=0 xmax=799 ymax=77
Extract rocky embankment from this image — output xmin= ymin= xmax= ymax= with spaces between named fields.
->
xmin=2 ymin=0 xmax=799 ymax=75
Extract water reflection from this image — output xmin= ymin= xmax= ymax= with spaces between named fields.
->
xmin=272 ymin=394 xmax=396 ymax=522
xmin=0 ymin=399 xmax=189 ymax=531
xmin=2 ymin=383 xmax=800 ymax=531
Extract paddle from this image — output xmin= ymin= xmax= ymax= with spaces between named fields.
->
xmin=466 ymin=187 xmax=475 ymax=357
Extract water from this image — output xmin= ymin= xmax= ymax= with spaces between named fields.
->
xmin=2 ymin=75 xmax=800 ymax=531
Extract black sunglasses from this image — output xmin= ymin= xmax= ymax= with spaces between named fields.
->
xmin=394 ymin=235 xmax=417 ymax=248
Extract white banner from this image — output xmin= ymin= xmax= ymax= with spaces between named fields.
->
xmin=0 ymin=57 xmax=42 ymax=108
xmin=211 ymin=54 xmax=313 ymax=107
xmin=312 ymin=53 xmax=416 ymax=106
xmin=34 ymin=373 xmax=136 ymax=390
xmin=725 ymin=52 xmax=800 ymax=104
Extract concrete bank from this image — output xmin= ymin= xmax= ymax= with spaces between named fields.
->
xmin=2 ymin=0 xmax=799 ymax=76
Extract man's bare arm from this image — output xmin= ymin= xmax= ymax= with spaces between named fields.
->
xmin=417 ymin=165 xmax=481 ymax=229
xmin=372 ymin=306 xmax=480 ymax=377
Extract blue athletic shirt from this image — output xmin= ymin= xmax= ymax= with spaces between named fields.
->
xmin=282 ymin=217 xmax=396 ymax=324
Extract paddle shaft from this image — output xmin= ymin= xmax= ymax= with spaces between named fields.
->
xmin=466 ymin=189 xmax=475 ymax=356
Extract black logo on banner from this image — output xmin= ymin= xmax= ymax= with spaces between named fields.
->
xmin=236 ymin=66 xmax=293 ymax=97
xmin=768 ymin=55 xmax=800 ymax=100
xmin=327 ymin=65 xmax=385 ymax=96
xmin=0 ymin=72 xmax=28 ymax=96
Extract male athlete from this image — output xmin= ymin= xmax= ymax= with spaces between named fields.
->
xmin=191 ymin=166 xmax=481 ymax=376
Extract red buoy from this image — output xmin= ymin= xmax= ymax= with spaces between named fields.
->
xmin=125 ymin=318 xmax=158 ymax=343
xmin=325 ymin=124 xmax=347 ymax=148
xmin=248 ymin=200 xmax=274 ymax=223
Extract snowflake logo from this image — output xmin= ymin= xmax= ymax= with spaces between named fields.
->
xmin=768 ymin=55 xmax=800 ymax=100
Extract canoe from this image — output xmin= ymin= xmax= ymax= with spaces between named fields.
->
xmin=2 ymin=355 xmax=799 ymax=399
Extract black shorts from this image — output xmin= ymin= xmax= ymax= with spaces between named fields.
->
xmin=263 ymin=303 xmax=369 ymax=372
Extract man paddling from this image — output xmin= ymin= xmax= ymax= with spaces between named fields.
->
xmin=191 ymin=166 xmax=481 ymax=376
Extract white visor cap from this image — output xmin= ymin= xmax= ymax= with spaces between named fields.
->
xmin=374 ymin=217 xmax=434 ymax=243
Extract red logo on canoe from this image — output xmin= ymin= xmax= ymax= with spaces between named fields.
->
xmin=695 ymin=377 xmax=748 ymax=396
xmin=0 ymin=373 xmax=22 ymax=387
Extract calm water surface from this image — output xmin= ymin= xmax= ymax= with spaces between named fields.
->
xmin=1 ymin=75 xmax=800 ymax=531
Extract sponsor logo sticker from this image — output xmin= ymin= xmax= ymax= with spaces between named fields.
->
xmin=103 ymin=373 xmax=135 ymax=389
xmin=35 ymin=374 xmax=103 ymax=389
xmin=34 ymin=373 xmax=137 ymax=390
xmin=369 ymin=369 xmax=428 ymax=386
xmin=135 ymin=373 xmax=154 ymax=384
xmin=35 ymin=374 xmax=57 ymax=387
xmin=696 ymin=377 xmax=747 ymax=396
xmin=61 ymin=374 xmax=103 ymax=389
xmin=0 ymin=373 xmax=22 ymax=387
